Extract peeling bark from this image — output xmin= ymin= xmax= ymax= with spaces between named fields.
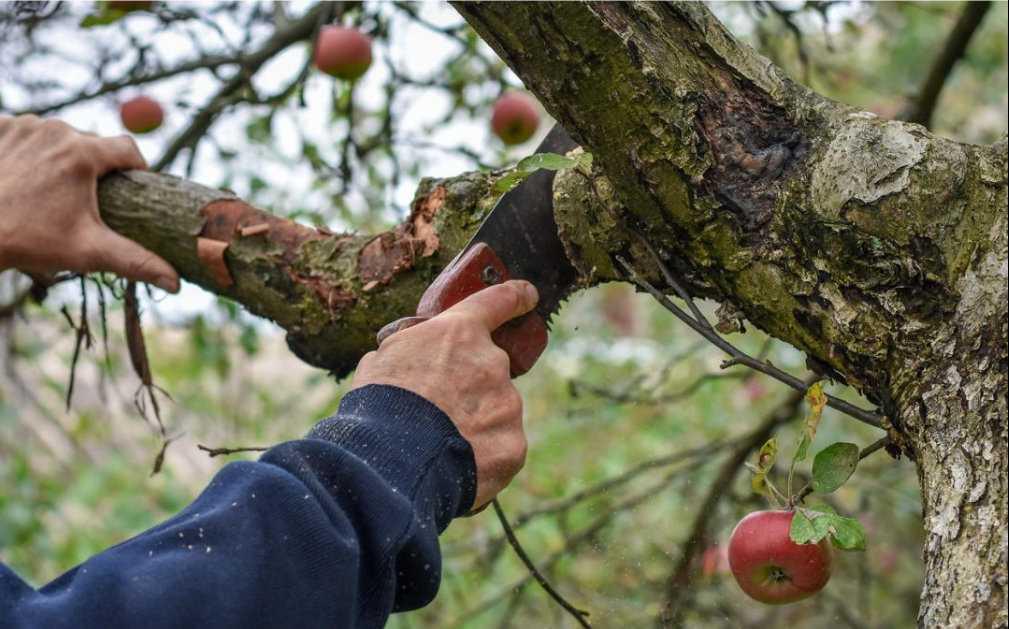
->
xmin=97 ymin=169 xmax=498 ymax=375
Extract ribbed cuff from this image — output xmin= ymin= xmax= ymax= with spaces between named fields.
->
xmin=307 ymin=384 xmax=477 ymax=525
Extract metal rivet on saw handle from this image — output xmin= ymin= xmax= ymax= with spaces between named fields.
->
xmin=481 ymin=265 xmax=501 ymax=285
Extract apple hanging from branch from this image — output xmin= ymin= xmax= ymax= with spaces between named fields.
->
xmin=119 ymin=95 xmax=164 ymax=134
xmin=491 ymin=92 xmax=540 ymax=145
xmin=729 ymin=382 xmax=868 ymax=605
xmin=728 ymin=510 xmax=832 ymax=604
xmin=314 ymin=26 xmax=373 ymax=81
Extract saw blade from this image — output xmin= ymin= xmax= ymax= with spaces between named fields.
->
xmin=462 ymin=124 xmax=581 ymax=321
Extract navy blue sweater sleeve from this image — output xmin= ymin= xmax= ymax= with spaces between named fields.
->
xmin=0 ymin=385 xmax=477 ymax=629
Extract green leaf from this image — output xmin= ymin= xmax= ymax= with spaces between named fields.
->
xmin=80 ymin=10 xmax=126 ymax=27
xmin=516 ymin=153 xmax=579 ymax=171
xmin=493 ymin=171 xmax=527 ymax=193
xmin=789 ymin=510 xmax=818 ymax=544
xmin=812 ymin=442 xmax=860 ymax=494
xmin=805 ymin=502 xmax=837 ymax=515
xmin=793 ymin=507 xmax=867 ymax=551
xmin=245 ymin=115 xmax=273 ymax=144
xmin=493 ymin=152 xmax=583 ymax=193
xmin=791 ymin=508 xmax=834 ymax=544
xmin=827 ymin=514 xmax=867 ymax=551
xmin=756 ymin=438 xmax=778 ymax=471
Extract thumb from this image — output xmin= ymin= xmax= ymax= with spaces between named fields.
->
xmin=85 ymin=228 xmax=180 ymax=293
xmin=442 ymin=280 xmax=538 ymax=332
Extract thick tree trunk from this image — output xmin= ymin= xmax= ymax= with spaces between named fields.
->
xmin=454 ymin=3 xmax=1007 ymax=625
xmin=895 ymin=204 xmax=1007 ymax=628
xmin=95 ymin=2 xmax=1007 ymax=624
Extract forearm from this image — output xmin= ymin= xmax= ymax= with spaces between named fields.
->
xmin=0 ymin=385 xmax=476 ymax=629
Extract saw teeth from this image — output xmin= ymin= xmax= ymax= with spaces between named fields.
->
xmin=540 ymin=288 xmax=577 ymax=330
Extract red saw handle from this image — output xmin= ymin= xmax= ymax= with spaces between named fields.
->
xmin=376 ymin=242 xmax=547 ymax=377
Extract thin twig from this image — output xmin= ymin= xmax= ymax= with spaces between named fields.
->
xmin=615 ymin=251 xmax=883 ymax=429
xmin=492 ymin=499 xmax=592 ymax=628
xmin=151 ymin=2 xmax=335 ymax=172
xmin=450 ymin=465 xmax=694 ymax=629
xmin=572 ymin=371 xmax=747 ymax=406
xmin=447 ymin=437 xmax=738 ymax=562
xmin=62 ymin=277 xmax=94 ymax=411
xmin=198 ymin=443 xmax=270 ymax=457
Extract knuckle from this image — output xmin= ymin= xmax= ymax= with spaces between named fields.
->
xmin=476 ymin=359 xmax=498 ymax=382
xmin=508 ymin=387 xmax=524 ymax=416
xmin=16 ymin=114 xmax=41 ymax=128
xmin=117 ymin=134 xmax=145 ymax=162
xmin=489 ymin=346 xmax=512 ymax=378
xmin=357 ymin=350 xmax=377 ymax=370
xmin=439 ymin=313 xmax=481 ymax=342
xmin=41 ymin=118 xmax=73 ymax=137
xmin=506 ymin=434 xmax=528 ymax=474
xmin=414 ymin=316 xmax=454 ymax=343
xmin=497 ymin=282 xmax=523 ymax=313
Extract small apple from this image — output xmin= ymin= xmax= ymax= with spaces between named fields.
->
xmin=314 ymin=26 xmax=372 ymax=80
xmin=119 ymin=95 xmax=163 ymax=134
xmin=491 ymin=92 xmax=539 ymax=145
xmin=728 ymin=510 xmax=832 ymax=604
xmin=699 ymin=544 xmax=729 ymax=578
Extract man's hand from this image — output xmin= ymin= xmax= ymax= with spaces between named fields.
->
xmin=352 ymin=279 xmax=539 ymax=510
xmin=0 ymin=115 xmax=179 ymax=292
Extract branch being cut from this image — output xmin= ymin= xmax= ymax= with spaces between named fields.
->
xmin=96 ymin=167 xmax=500 ymax=376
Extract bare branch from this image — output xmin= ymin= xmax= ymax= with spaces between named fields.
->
xmin=905 ymin=1 xmax=992 ymax=128
xmin=152 ymin=2 xmax=337 ymax=172
xmin=614 ymin=250 xmax=884 ymax=429
xmin=492 ymin=499 xmax=592 ymax=628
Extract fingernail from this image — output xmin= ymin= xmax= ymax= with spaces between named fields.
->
xmin=521 ymin=281 xmax=538 ymax=305
xmin=154 ymin=275 xmax=179 ymax=293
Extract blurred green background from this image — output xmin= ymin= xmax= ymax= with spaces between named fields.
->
xmin=1 ymin=2 xmax=1005 ymax=627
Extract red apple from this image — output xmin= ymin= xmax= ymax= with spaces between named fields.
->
xmin=699 ymin=544 xmax=729 ymax=578
xmin=491 ymin=92 xmax=539 ymax=145
xmin=314 ymin=26 xmax=372 ymax=80
xmin=119 ymin=95 xmax=163 ymax=134
xmin=727 ymin=510 xmax=832 ymax=604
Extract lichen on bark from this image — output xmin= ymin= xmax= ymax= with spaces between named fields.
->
xmin=98 ymin=168 xmax=501 ymax=376
xmin=456 ymin=2 xmax=1008 ymax=625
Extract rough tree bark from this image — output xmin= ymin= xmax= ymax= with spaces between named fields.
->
xmin=95 ymin=2 xmax=1007 ymax=626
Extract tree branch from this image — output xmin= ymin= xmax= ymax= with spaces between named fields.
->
xmin=459 ymin=1 xmax=998 ymax=424
xmin=95 ymin=166 xmax=497 ymax=375
xmin=904 ymin=1 xmax=992 ymax=128
xmin=152 ymin=2 xmax=336 ymax=172
xmin=15 ymin=52 xmax=245 ymax=117
xmin=491 ymin=499 xmax=592 ymax=628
